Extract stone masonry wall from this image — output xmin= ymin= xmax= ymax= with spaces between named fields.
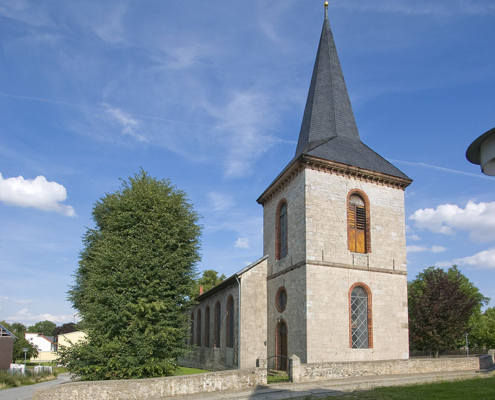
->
xmin=290 ymin=355 xmax=484 ymax=382
xmin=239 ymin=257 xmax=268 ymax=368
xmin=33 ymin=368 xmax=267 ymax=400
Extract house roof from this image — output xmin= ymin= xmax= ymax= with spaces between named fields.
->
xmin=0 ymin=323 xmax=18 ymax=339
xmin=294 ymin=7 xmax=410 ymax=181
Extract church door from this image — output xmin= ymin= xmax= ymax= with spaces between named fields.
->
xmin=276 ymin=321 xmax=288 ymax=370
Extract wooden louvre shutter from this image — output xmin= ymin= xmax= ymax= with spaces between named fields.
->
xmin=348 ymin=195 xmax=366 ymax=254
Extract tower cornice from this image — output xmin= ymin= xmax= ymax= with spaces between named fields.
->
xmin=257 ymin=155 xmax=412 ymax=206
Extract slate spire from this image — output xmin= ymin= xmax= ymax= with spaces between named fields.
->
xmin=295 ymin=4 xmax=359 ymax=157
xmin=293 ymin=5 xmax=410 ymax=181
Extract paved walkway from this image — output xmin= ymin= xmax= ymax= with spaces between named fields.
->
xmin=0 ymin=373 xmax=71 ymax=400
xmin=158 ymin=370 xmax=487 ymax=400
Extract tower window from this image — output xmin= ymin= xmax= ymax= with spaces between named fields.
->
xmin=276 ymin=200 xmax=288 ymax=260
xmin=347 ymin=191 xmax=370 ymax=253
xmin=349 ymin=283 xmax=373 ymax=349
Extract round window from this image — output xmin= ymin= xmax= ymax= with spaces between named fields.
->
xmin=276 ymin=287 xmax=287 ymax=312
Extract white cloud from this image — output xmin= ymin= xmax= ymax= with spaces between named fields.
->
xmin=406 ymin=245 xmax=427 ymax=253
xmin=234 ymin=238 xmax=250 ymax=249
xmin=436 ymin=248 xmax=495 ymax=270
xmin=6 ymin=308 xmax=74 ymax=324
xmin=407 ymin=245 xmax=446 ymax=253
xmin=407 ymin=234 xmax=421 ymax=241
xmin=102 ymin=104 xmax=146 ymax=142
xmin=409 ymin=201 xmax=495 ymax=242
xmin=14 ymin=299 xmax=32 ymax=304
xmin=431 ymin=246 xmax=446 ymax=253
xmin=0 ymin=173 xmax=76 ymax=217
xmin=204 ymin=90 xmax=280 ymax=178
xmin=207 ymin=192 xmax=235 ymax=212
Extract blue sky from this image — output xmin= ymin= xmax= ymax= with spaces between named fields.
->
xmin=1 ymin=0 xmax=494 ymax=325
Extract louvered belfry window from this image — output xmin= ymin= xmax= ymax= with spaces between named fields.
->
xmin=278 ymin=202 xmax=288 ymax=259
xmin=348 ymin=194 xmax=366 ymax=253
xmin=351 ymin=287 xmax=369 ymax=349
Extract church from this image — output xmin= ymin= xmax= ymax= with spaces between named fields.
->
xmin=182 ymin=4 xmax=412 ymax=371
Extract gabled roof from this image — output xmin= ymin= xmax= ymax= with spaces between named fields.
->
xmin=0 ymin=323 xmax=18 ymax=339
xmin=294 ymin=7 xmax=410 ymax=181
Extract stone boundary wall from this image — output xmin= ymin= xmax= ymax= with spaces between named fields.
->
xmin=479 ymin=354 xmax=494 ymax=370
xmin=290 ymin=355 xmax=487 ymax=382
xmin=33 ymin=368 xmax=267 ymax=400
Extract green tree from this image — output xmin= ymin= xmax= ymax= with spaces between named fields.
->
xmin=469 ymin=307 xmax=495 ymax=349
xmin=192 ymin=269 xmax=226 ymax=297
xmin=0 ymin=321 xmax=38 ymax=362
xmin=27 ymin=320 xmax=56 ymax=336
xmin=408 ymin=266 xmax=488 ymax=357
xmin=53 ymin=322 xmax=78 ymax=336
xmin=61 ymin=170 xmax=202 ymax=380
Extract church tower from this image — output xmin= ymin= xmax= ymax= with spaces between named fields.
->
xmin=257 ymin=4 xmax=412 ymax=363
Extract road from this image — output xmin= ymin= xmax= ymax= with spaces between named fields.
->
xmin=0 ymin=373 xmax=71 ymax=400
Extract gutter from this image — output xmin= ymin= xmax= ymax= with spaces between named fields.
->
xmin=235 ymin=275 xmax=241 ymax=369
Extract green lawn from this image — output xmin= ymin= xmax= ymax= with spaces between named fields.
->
xmin=175 ymin=367 xmax=210 ymax=376
xmin=324 ymin=375 xmax=495 ymax=400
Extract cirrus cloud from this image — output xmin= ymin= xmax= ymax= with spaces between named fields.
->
xmin=409 ymin=201 xmax=495 ymax=243
xmin=0 ymin=173 xmax=76 ymax=216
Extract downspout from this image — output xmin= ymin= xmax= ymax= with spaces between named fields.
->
xmin=235 ymin=275 xmax=241 ymax=369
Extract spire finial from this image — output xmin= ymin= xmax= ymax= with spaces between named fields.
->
xmin=324 ymin=1 xmax=329 ymax=19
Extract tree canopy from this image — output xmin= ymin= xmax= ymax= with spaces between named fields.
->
xmin=408 ymin=266 xmax=489 ymax=356
xmin=192 ymin=269 xmax=226 ymax=297
xmin=61 ymin=171 xmax=202 ymax=380
xmin=27 ymin=320 xmax=56 ymax=336
xmin=469 ymin=307 xmax=495 ymax=349
xmin=53 ymin=322 xmax=78 ymax=336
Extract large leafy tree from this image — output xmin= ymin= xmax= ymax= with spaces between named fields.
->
xmin=192 ymin=269 xmax=226 ymax=297
xmin=469 ymin=307 xmax=495 ymax=349
xmin=408 ymin=266 xmax=488 ymax=357
xmin=27 ymin=320 xmax=56 ymax=336
xmin=61 ymin=171 xmax=202 ymax=380
xmin=53 ymin=323 xmax=78 ymax=336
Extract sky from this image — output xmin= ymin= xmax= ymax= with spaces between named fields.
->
xmin=1 ymin=0 xmax=495 ymax=326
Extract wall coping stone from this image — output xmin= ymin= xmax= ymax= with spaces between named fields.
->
xmin=33 ymin=368 xmax=267 ymax=400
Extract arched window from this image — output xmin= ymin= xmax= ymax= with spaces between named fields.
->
xmin=349 ymin=283 xmax=372 ymax=349
xmin=276 ymin=200 xmax=288 ymax=260
xmin=205 ymin=306 xmax=210 ymax=347
xmin=214 ymin=301 xmax=221 ymax=348
xmin=347 ymin=191 xmax=370 ymax=254
xmin=196 ymin=309 xmax=202 ymax=347
xmin=226 ymin=296 xmax=234 ymax=348
xmin=190 ymin=313 xmax=195 ymax=346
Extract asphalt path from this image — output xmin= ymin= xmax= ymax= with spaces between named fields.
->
xmin=0 ymin=373 xmax=71 ymax=400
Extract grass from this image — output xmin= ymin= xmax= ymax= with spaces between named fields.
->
xmin=21 ymin=361 xmax=68 ymax=375
xmin=267 ymin=373 xmax=290 ymax=384
xmin=175 ymin=367 xmax=210 ymax=376
xmin=0 ymin=370 xmax=56 ymax=390
xmin=318 ymin=374 xmax=495 ymax=400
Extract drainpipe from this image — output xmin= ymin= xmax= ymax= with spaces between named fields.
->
xmin=235 ymin=275 xmax=241 ymax=369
